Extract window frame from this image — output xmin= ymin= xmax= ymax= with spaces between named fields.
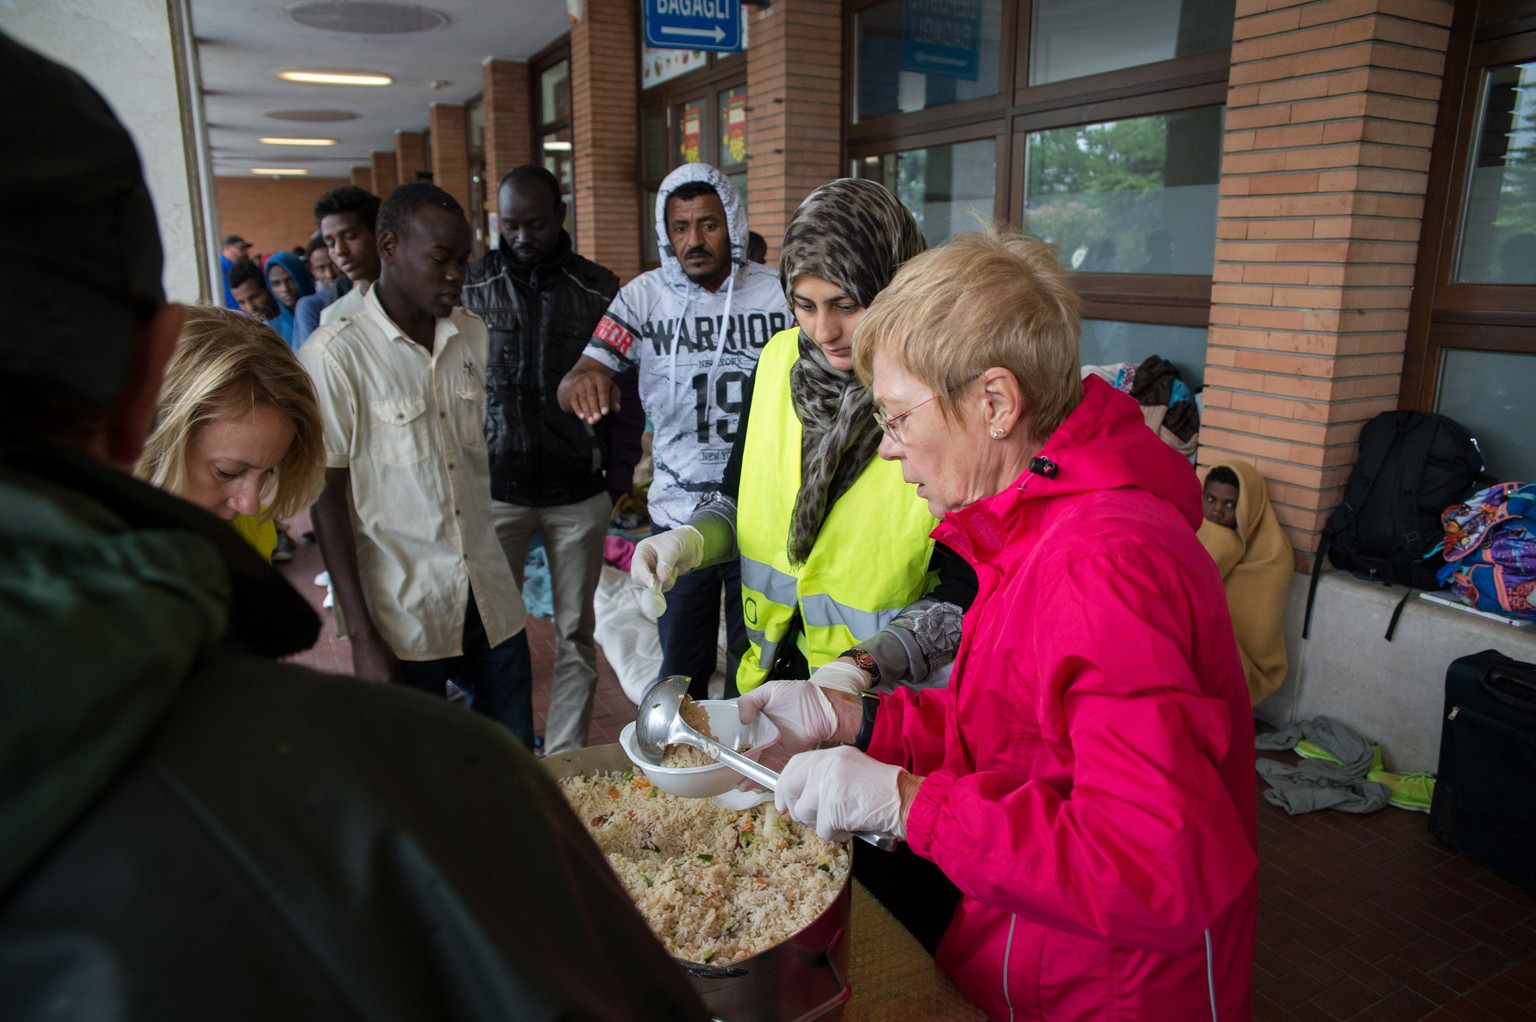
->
xmin=1403 ymin=1 xmax=1536 ymax=408
xmin=844 ymin=0 xmax=1232 ymax=329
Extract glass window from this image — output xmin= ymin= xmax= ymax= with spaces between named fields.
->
xmin=1080 ymin=320 xmax=1208 ymax=389
xmin=1023 ymin=106 xmax=1222 ymax=275
xmin=1436 ymin=348 xmax=1536 ymax=482
xmin=540 ymin=59 xmax=570 ymax=126
xmin=855 ymin=138 xmax=996 ymax=243
xmin=642 ymin=106 xmax=669 ymax=181
xmin=1455 ymin=61 xmax=1536 ymax=283
xmin=852 ymin=0 xmax=1004 ymax=123
xmin=1029 ymin=0 xmax=1234 ymax=86
xmin=643 ymin=189 xmax=660 ymax=265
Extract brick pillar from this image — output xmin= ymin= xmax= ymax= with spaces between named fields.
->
xmin=572 ymin=0 xmax=641 ymax=280
xmin=396 ymin=130 xmax=428 ymax=184
xmin=371 ymin=151 xmax=399 ymax=196
xmin=1204 ymin=0 xmax=1452 ymax=569
xmin=483 ymin=57 xmax=532 ymax=193
xmin=745 ymin=0 xmax=843 ymax=262
xmin=430 ymin=103 xmax=471 ymax=212
xmin=350 ymin=165 xmax=372 ymax=190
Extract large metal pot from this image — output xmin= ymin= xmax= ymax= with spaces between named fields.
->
xmin=545 ymin=743 xmax=851 ymax=1022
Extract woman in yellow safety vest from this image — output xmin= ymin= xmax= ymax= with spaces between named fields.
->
xmin=629 ymin=177 xmax=976 ymax=948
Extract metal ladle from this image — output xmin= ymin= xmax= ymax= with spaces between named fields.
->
xmin=634 ymin=675 xmax=897 ymax=851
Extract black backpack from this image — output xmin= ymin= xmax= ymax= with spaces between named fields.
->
xmin=1305 ymin=411 xmax=1486 ymax=639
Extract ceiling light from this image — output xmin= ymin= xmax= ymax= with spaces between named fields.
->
xmin=543 ymin=140 xmax=573 ymax=152
xmin=252 ymin=168 xmax=310 ymax=176
xmin=260 ymin=137 xmax=338 ymax=146
xmin=278 ymin=70 xmax=393 ymax=86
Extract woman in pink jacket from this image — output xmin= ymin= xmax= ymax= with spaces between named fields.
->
xmin=740 ymin=228 xmax=1257 ymax=1020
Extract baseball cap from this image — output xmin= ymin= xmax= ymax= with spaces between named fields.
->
xmin=223 ymin=234 xmax=250 ymax=248
xmin=0 ymin=31 xmax=166 ymax=409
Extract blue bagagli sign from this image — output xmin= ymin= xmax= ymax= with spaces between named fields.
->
xmin=644 ymin=0 xmax=744 ymax=53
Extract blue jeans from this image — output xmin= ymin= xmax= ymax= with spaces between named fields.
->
xmin=399 ymin=590 xmax=534 ymax=747
xmin=652 ymin=527 xmax=746 ymax=699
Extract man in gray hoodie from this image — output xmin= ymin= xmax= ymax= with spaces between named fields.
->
xmin=559 ymin=164 xmax=790 ymax=698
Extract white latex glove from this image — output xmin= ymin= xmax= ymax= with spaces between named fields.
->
xmin=776 ymin=746 xmax=906 ymax=842
xmin=737 ymin=679 xmax=840 ymax=757
xmin=809 ymin=659 xmax=870 ymax=695
xmin=630 ymin=525 xmax=704 ymax=592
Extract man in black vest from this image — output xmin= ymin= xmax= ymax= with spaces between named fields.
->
xmin=462 ymin=165 xmax=642 ymax=753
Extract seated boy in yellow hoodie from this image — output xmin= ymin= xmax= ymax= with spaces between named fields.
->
xmin=1198 ymin=460 xmax=1292 ymax=705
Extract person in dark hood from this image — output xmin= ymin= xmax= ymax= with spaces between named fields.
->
xmin=0 ymin=31 xmax=707 ymax=1022
xmin=557 ymin=163 xmax=792 ymax=699
xmin=461 ymin=165 xmax=636 ymax=754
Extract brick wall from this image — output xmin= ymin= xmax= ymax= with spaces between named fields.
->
xmin=430 ymin=103 xmax=471 ymax=213
xmin=350 ymin=165 xmax=372 ymax=190
xmin=396 ymin=130 xmax=428 ymax=184
xmin=1204 ymin=0 xmax=1452 ymax=569
xmin=572 ymin=0 xmax=641 ymax=280
xmin=371 ymin=151 xmax=399 ymax=196
xmin=745 ymin=0 xmax=844 ymax=263
xmin=483 ymin=57 xmax=533 ymax=193
xmin=214 ymin=177 xmax=350 ymax=258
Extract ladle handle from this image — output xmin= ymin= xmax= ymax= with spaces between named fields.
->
xmin=705 ymin=741 xmax=899 ymax=852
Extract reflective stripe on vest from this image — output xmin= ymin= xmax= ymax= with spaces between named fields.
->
xmin=735 ymin=328 xmax=939 ymax=692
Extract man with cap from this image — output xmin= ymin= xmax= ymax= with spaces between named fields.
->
xmin=219 ymin=232 xmax=251 ymax=309
xmin=0 ymin=31 xmax=707 ymax=1021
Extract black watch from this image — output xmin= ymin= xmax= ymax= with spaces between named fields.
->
xmin=842 ymin=646 xmax=881 ymax=686
xmin=854 ymin=692 xmax=880 ymax=751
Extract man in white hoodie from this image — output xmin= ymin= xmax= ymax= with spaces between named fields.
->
xmin=559 ymin=164 xmax=790 ymax=698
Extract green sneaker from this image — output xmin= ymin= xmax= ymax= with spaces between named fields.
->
xmin=1367 ymin=769 xmax=1435 ymax=812
xmin=1296 ymin=739 xmax=1383 ymax=773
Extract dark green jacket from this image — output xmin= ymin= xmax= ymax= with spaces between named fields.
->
xmin=0 ymin=449 xmax=705 ymax=1021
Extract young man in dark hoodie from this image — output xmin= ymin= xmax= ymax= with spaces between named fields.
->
xmin=0 ymin=32 xmax=706 ymax=1022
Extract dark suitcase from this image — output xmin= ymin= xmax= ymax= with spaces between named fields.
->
xmin=1428 ymin=649 xmax=1536 ymax=892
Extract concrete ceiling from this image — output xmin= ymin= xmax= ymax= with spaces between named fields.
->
xmin=192 ymin=0 xmax=573 ymax=179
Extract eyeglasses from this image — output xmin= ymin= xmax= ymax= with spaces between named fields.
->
xmin=873 ymin=373 xmax=983 ymax=440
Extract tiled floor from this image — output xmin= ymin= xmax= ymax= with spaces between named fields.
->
xmin=275 ymin=520 xmax=1536 ymax=1021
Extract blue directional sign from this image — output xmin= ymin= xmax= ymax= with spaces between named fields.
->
xmin=900 ymin=0 xmax=981 ymax=82
xmin=644 ymin=0 xmax=743 ymax=54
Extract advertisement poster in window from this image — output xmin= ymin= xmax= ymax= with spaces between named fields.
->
xmin=642 ymin=46 xmax=705 ymax=90
xmin=723 ymin=89 xmax=747 ymax=166
xmin=679 ymin=100 xmax=703 ymax=163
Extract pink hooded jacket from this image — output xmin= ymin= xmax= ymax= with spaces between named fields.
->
xmin=867 ymin=376 xmax=1257 ymax=1021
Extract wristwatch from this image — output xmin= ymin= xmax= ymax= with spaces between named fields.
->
xmin=842 ymin=646 xmax=881 ymax=686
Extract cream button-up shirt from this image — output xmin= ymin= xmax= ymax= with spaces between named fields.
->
xmin=300 ymin=286 xmax=525 ymax=660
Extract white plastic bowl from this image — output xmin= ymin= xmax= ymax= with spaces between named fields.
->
xmin=619 ymin=699 xmax=780 ymax=798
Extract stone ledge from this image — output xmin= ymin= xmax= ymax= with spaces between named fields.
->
xmin=1256 ymin=571 xmax=1536 ymax=772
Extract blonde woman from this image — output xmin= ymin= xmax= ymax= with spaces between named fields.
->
xmin=135 ymin=304 xmax=325 ymax=561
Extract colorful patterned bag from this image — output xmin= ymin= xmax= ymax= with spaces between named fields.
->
xmin=1437 ymin=482 xmax=1536 ymax=618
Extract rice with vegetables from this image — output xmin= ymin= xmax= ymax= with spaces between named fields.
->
xmin=659 ymin=696 xmax=720 ymax=768
xmin=560 ymin=769 xmax=850 ymax=963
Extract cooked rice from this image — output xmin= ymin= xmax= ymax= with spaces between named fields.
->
xmin=660 ymin=696 xmax=717 ymax=768
xmin=560 ymin=769 xmax=850 ymax=964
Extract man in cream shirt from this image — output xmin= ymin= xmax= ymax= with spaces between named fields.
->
xmin=301 ymin=182 xmax=533 ymax=745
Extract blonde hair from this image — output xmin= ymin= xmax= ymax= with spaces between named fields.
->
xmin=853 ymin=225 xmax=1083 ymax=445
xmin=135 ymin=304 xmax=324 ymax=521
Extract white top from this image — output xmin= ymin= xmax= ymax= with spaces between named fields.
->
xmin=300 ymin=286 xmax=525 ymax=659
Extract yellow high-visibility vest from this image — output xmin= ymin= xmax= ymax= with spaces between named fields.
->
xmin=736 ymin=328 xmax=938 ymax=692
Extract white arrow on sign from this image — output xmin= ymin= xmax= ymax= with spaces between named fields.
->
xmin=658 ymin=23 xmax=726 ymax=43
xmin=911 ymin=50 xmax=968 ymax=68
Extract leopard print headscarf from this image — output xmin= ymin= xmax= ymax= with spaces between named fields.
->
xmin=781 ymin=178 xmax=926 ymax=566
